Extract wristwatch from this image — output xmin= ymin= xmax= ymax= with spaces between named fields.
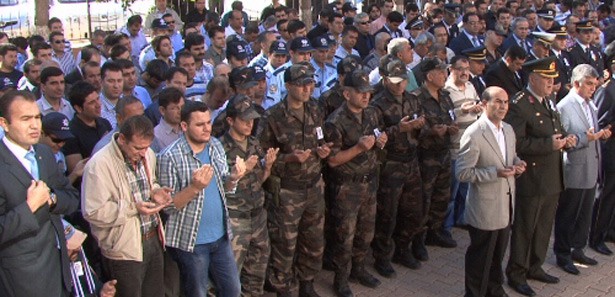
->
xmin=49 ymin=190 xmax=57 ymax=207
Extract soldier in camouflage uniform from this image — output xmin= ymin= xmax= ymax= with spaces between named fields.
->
xmin=257 ymin=63 xmax=333 ymax=297
xmin=369 ymin=59 xmax=427 ymax=278
xmin=212 ymin=66 xmax=259 ymax=137
xmin=319 ymin=55 xmax=364 ymax=117
xmin=319 ymin=54 xmax=364 ymax=272
xmin=220 ymin=94 xmax=280 ymax=297
xmin=413 ymin=58 xmax=460 ymax=258
xmin=324 ymin=69 xmax=388 ymax=297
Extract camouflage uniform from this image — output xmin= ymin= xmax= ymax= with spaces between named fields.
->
xmin=414 ymin=85 xmax=456 ymax=233
xmin=323 ymin=102 xmax=380 ymax=277
xmin=319 ymin=83 xmax=346 ymax=118
xmin=257 ymin=98 xmax=326 ymax=294
xmin=220 ymin=132 xmax=270 ymax=297
xmin=369 ymin=87 xmax=425 ymax=263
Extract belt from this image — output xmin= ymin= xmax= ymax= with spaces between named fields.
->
xmin=228 ymin=208 xmax=262 ymax=220
xmin=280 ymin=175 xmax=321 ymax=190
xmin=142 ymin=228 xmax=158 ymax=241
xmin=333 ymin=172 xmax=377 ymax=184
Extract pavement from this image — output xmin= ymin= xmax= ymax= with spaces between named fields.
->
xmin=264 ymin=228 xmax=615 ymax=297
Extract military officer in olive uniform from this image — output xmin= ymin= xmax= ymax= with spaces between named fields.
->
xmin=504 ymin=56 xmax=578 ymax=297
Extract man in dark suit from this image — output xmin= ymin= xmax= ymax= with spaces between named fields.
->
xmin=591 ymin=55 xmax=615 ymax=255
xmin=549 ymin=25 xmax=573 ymax=101
xmin=65 ymin=46 xmax=102 ymax=87
xmin=554 ymin=64 xmax=608 ymax=275
xmin=457 ymin=86 xmax=526 ymax=297
xmin=568 ymin=20 xmax=605 ymax=81
xmin=484 ymin=45 xmax=527 ymax=96
xmin=0 ymin=90 xmax=79 ymax=297
xmin=499 ymin=17 xmax=533 ymax=55
xmin=442 ymin=3 xmax=461 ymax=43
xmin=449 ymin=12 xmax=483 ymax=56
xmin=504 ymin=57 xmax=577 ymax=297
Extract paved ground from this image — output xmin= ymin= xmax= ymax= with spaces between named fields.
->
xmin=265 ymin=228 xmax=615 ymax=297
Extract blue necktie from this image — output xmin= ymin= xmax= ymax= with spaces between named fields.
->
xmin=25 ymin=150 xmax=39 ymax=180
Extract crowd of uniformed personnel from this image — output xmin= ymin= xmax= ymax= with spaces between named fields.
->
xmin=4 ymin=0 xmax=615 ymax=296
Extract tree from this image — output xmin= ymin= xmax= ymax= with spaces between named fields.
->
xmin=35 ymin=0 xmax=50 ymax=35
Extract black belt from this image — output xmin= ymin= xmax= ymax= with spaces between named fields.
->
xmin=142 ymin=228 xmax=158 ymax=241
xmin=280 ymin=175 xmax=321 ymax=190
xmin=228 ymin=208 xmax=263 ymax=219
xmin=332 ymin=172 xmax=377 ymax=184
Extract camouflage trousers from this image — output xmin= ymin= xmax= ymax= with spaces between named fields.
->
xmin=420 ymin=152 xmax=452 ymax=231
xmin=372 ymin=159 xmax=425 ymax=262
xmin=266 ymin=178 xmax=325 ymax=292
xmin=229 ymin=207 xmax=270 ymax=297
xmin=330 ymin=177 xmax=378 ymax=276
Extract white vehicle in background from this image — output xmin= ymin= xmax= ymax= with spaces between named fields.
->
xmin=0 ymin=0 xmax=33 ymax=36
xmin=49 ymin=0 xmax=126 ymax=38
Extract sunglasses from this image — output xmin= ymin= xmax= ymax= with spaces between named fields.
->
xmin=166 ymin=20 xmax=175 ymax=24
xmin=358 ymin=21 xmax=369 ymax=25
xmin=53 ymin=40 xmax=66 ymax=44
xmin=49 ymin=137 xmax=66 ymax=143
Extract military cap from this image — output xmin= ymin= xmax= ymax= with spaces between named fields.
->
xmin=575 ymin=19 xmax=594 ymax=31
xmin=284 ymin=63 xmax=316 ymax=84
xmin=444 ymin=3 xmax=461 ymax=14
xmin=531 ymin=31 xmax=556 ymax=47
xmin=385 ymin=59 xmax=409 ymax=83
xmin=378 ymin=54 xmax=397 ymax=76
xmin=290 ymin=37 xmax=314 ymax=52
xmin=326 ymin=33 xmax=338 ymax=46
xmin=226 ymin=41 xmax=249 ymax=60
xmin=226 ymin=94 xmax=261 ymax=120
xmin=269 ymin=40 xmax=289 ymax=55
xmin=311 ymin=35 xmax=331 ymax=50
xmin=536 ymin=9 xmax=556 ymax=19
xmin=405 ymin=16 xmax=424 ymax=30
xmin=421 ymin=57 xmax=448 ymax=74
xmin=344 ymin=69 xmax=375 ymax=93
xmin=547 ymin=25 xmax=567 ymax=37
xmin=229 ymin=67 xmax=257 ymax=89
xmin=461 ymin=46 xmax=487 ymax=62
xmin=342 ymin=2 xmax=357 ymax=13
xmin=337 ymin=55 xmax=363 ymax=75
xmin=522 ymin=56 xmax=559 ymax=78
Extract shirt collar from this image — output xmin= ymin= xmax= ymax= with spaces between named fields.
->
xmin=39 ymin=95 xmax=68 ymax=111
xmin=482 ymin=113 xmax=503 ymax=131
xmin=3 ymin=136 xmax=32 ymax=159
xmin=159 ymin=118 xmax=181 ymax=135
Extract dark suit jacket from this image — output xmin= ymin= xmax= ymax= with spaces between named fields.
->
xmin=449 ymin=32 xmax=478 ymax=56
xmin=568 ymin=43 xmax=605 ymax=77
xmin=470 ymin=75 xmax=486 ymax=97
xmin=483 ymin=60 xmax=525 ymax=97
xmin=499 ymin=35 xmax=533 ymax=55
xmin=354 ymin=32 xmax=374 ymax=59
xmin=65 ymin=68 xmax=83 ymax=85
xmin=594 ymin=78 xmax=615 ymax=172
xmin=0 ymin=142 xmax=79 ymax=297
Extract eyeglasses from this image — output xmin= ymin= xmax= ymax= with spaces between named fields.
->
xmin=53 ymin=40 xmax=66 ymax=44
xmin=358 ymin=21 xmax=369 ymax=25
xmin=49 ymin=137 xmax=66 ymax=144
xmin=166 ymin=20 xmax=175 ymax=24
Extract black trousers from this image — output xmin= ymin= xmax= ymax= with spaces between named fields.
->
xmin=591 ymin=171 xmax=615 ymax=245
xmin=465 ymin=225 xmax=510 ymax=297
xmin=554 ymin=187 xmax=596 ymax=259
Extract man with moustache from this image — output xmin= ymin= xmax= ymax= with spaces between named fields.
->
xmin=505 ymin=56 xmax=577 ymax=296
xmin=457 ymin=86 xmax=526 ymax=297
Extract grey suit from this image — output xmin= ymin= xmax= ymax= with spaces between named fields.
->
xmin=554 ymin=92 xmax=601 ymax=260
xmin=0 ymin=141 xmax=79 ymax=297
xmin=457 ymin=116 xmax=522 ymax=297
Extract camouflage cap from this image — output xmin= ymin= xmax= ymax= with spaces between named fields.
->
xmin=386 ymin=59 xmax=409 ymax=83
xmin=421 ymin=57 xmax=448 ymax=74
xmin=378 ymin=54 xmax=397 ymax=76
xmin=344 ymin=69 xmax=375 ymax=93
xmin=284 ymin=63 xmax=316 ymax=85
xmin=229 ymin=67 xmax=257 ymax=89
xmin=226 ymin=94 xmax=261 ymax=120
xmin=337 ymin=55 xmax=363 ymax=75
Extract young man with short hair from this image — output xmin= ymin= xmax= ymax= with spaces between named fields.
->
xmin=37 ymin=66 xmax=75 ymax=119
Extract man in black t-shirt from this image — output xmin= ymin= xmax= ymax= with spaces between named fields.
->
xmin=0 ymin=43 xmax=24 ymax=87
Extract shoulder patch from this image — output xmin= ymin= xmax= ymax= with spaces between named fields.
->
xmin=272 ymin=67 xmax=286 ymax=76
xmin=510 ymin=91 xmax=526 ymax=104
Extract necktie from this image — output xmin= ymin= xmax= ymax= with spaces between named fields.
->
xmin=472 ymin=37 xmax=479 ymax=47
xmin=583 ymin=101 xmax=594 ymax=128
xmin=586 ymin=47 xmax=592 ymax=61
xmin=25 ymin=150 xmax=39 ymax=180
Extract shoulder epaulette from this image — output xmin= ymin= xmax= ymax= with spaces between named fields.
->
xmin=510 ymin=91 xmax=526 ymax=104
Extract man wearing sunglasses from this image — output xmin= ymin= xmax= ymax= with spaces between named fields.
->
xmin=49 ymin=32 xmax=76 ymax=76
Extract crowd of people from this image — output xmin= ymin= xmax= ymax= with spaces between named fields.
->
xmin=2 ymin=0 xmax=615 ymax=296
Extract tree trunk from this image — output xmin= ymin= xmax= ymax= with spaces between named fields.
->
xmin=300 ymin=0 xmax=311 ymax=30
xmin=35 ymin=0 xmax=50 ymax=35
xmin=395 ymin=0 xmax=404 ymax=12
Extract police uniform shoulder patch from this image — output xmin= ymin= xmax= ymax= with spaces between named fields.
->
xmin=272 ymin=67 xmax=286 ymax=76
